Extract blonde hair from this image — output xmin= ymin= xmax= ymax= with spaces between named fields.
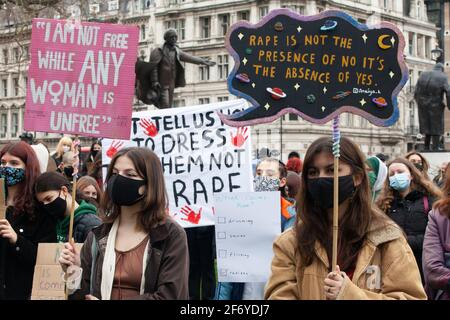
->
xmin=55 ymin=136 xmax=73 ymax=158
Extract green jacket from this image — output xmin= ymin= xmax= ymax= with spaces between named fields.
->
xmin=56 ymin=201 xmax=101 ymax=243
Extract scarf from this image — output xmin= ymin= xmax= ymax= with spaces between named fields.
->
xmin=100 ymin=218 xmax=150 ymax=300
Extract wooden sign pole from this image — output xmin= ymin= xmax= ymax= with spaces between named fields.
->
xmin=65 ymin=137 xmax=80 ymax=300
xmin=331 ymin=117 xmax=341 ymax=272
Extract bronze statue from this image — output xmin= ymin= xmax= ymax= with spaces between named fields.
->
xmin=414 ymin=63 xmax=450 ymax=151
xmin=135 ymin=28 xmax=216 ymax=108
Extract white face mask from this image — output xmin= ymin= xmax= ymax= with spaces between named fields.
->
xmin=62 ymin=146 xmax=70 ymax=153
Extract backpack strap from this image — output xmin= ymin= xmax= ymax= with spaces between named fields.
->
xmin=423 ymin=196 xmax=429 ymax=215
xmin=90 ymin=235 xmax=98 ymax=295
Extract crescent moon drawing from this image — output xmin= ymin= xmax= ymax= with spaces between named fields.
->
xmin=378 ymin=35 xmax=391 ymax=49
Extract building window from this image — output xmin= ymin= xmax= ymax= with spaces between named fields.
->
xmin=281 ymin=4 xmax=305 ymax=15
xmin=134 ymin=0 xmax=141 ymax=12
xmin=425 ymin=36 xmax=431 ymax=59
xmin=13 ymin=47 xmax=19 ymax=63
xmin=23 ymin=45 xmax=29 ymax=60
xmin=2 ymin=49 xmax=8 ymax=64
xmin=198 ymin=98 xmax=210 ymax=105
xmin=217 ymin=54 xmax=229 ymax=80
xmin=218 ymin=96 xmax=229 ymax=102
xmin=219 ymin=14 xmax=230 ymax=36
xmin=259 ymin=6 xmax=268 ymax=19
xmin=237 ymin=10 xmax=250 ymax=21
xmin=13 ymin=77 xmax=19 ymax=96
xmin=417 ymin=35 xmax=423 ymax=57
xmin=164 ymin=19 xmax=185 ymax=40
xmin=0 ymin=114 xmax=6 ymax=138
xmin=1 ymin=79 xmax=7 ymax=97
xmin=416 ymin=1 xmax=422 ymax=18
xmin=11 ymin=113 xmax=18 ymax=138
xmin=108 ymin=0 xmax=119 ymax=11
xmin=289 ymin=113 xmax=298 ymax=121
xmin=200 ymin=16 xmax=211 ymax=38
xmin=317 ymin=6 xmax=325 ymax=13
xmin=140 ymin=24 xmax=146 ymax=40
xmin=199 ymin=58 xmax=210 ymax=81
xmin=170 ymin=0 xmax=185 ymax=4
xmin=408 ymin=33 xmax=414 ymax=55
xmin=173 ymin=99 xmax=186 ymax=108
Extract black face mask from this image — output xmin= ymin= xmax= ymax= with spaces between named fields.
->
xmin=64 ymin=166 xmax=74 ymax=177
xmin=44 ymin=192 xmax=67 ymax=220
xmin=307 ymin=175 xmax=355 ymax=209
xmin=413 ymin=163 xmax=423 ymax=172
xmin=91 ymin=150 xmax=99 ymax=158
xmin=107 ymin=174 xmax=146 ymax=206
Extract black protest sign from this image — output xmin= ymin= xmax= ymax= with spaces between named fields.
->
xmin=219 ymin=9 xmax=408 ymax=127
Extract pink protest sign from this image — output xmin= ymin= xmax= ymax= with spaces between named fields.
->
xmin=25 ymin=19 xmax=139 ymax=139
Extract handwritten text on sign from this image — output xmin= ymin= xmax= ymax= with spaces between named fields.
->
xmin=102 ymin=100 xmax=253 ymax=228
xmin=25 ymin=19 xmax=138 ymax=139
xmin=214 ymin=192 xmax=281 ymax=283
xmin=221 ymin=9 xmax=408 ymax=127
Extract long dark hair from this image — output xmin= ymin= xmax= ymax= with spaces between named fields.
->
xmin=296 ymin=137 xmax=390 ymax=271
xmin=405 ymin=151 xmax=430 ymax=180
xmin=0 ymin=142 xmax=41 ymax=218
xmin=35 ymin=171 xmax=90 ymax=204
xmin=377 ymin=158 xmax=442 ymax=213
xmin=102 ymin=147 xmax=168 ymax=232
xmin=434 ymin=163 xmax=450 ymax=218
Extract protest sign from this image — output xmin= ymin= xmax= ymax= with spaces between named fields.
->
xmin=214 ymin=192 xmax=281 ymax=282
xmin=220 ymin=9 xmax=407 ymax=127
xmin=31 ymin=243 xmax=83 ymax=300
xmin=25 ymin=19 xmax=138 ymax=139
xmin=102 ymin=100 xmax=253 ymax=228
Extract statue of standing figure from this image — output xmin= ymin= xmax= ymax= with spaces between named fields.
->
xmin=135 ymin=28 xmax=216 ymax=108
xmin=414 ymin=63 xmax=450 ymax=151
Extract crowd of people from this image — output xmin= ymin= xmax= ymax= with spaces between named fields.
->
xmin=0 ymin=133 xmax=449 ymax=300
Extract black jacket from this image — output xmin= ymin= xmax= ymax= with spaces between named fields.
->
xmin=0 ymin=207 xmax=56 ymax=300
xmin=72 ymin=213 xmax=102 ymax=244
xmin=388 ymin=190 xmax=433 ymax=278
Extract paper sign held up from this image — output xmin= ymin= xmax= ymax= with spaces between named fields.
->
xmin=214 ymin=192 xmax=281 ymax=283
xmin=25 ymin=19 xmax=138 ymax=139
xmin=31 ymin=243 xmax=83 ymax=300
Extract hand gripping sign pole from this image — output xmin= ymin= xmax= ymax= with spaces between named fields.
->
xmin=332 ymin=117 xmax=340 ymax=271
xmin=65 ymin=136 xmax=80 ymax=299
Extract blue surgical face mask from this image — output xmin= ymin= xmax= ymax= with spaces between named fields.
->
xmin=0 ymin=166 xmax=26 ymax=187
xmin=389 ymin=173 xmax=411 ymax=191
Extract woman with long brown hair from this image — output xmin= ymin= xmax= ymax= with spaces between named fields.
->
xmin=0 ymin=142 xmax=56 ymax=299
xmin=423 ymin=164 xmax=450 ymax=300
xmin=59 ymin=147 xmax=189 ymax=300
xmin=377 ymin=158 xmax=441 ymax=280
xmin=405 ymin=151 xmax=431 ymax=180
xmin=265 ymin=137 xmax=426 ymax=300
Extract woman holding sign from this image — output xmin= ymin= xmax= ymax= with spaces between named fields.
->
xmin=0 ymin=142 xmax=56 ymax=299
xmin=61 ymin=147 xmax=189 ymax=300
xmin=265 ymin=137 xmax=426 ymax=300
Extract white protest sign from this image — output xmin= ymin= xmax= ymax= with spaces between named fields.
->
xmin=102 ymin=100 xmax=253 ymax=228
xmin=214 ymin=191 xmax=281 ymax=283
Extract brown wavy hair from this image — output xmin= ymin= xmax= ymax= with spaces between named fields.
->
xmin=295 ymin=137 xmax=391 ymax=271
xmin=433 ymin=163 xmax=450 ymax=218
xmin=101 ymin=147 xmax=168 ymax=232
xmin=77 ymin=175 xmax=103 ymax=205
xmin=376 ymin=158 xmax=442 ymax=213
xmin=0 ymin=142 xmax=41 ymax=218
xmin=405 ymin=151 xmax=430 ymax=180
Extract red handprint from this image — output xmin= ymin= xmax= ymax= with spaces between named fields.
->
xmin=230 ymin=127 xmax=249 ymax=147
xmin=139 ymin=118 xmax=158 ymax=137
xmin=106 ymin=140 xmax=124 ymax=159
xmin=180 ymin=205 xmax=202 ymax=224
